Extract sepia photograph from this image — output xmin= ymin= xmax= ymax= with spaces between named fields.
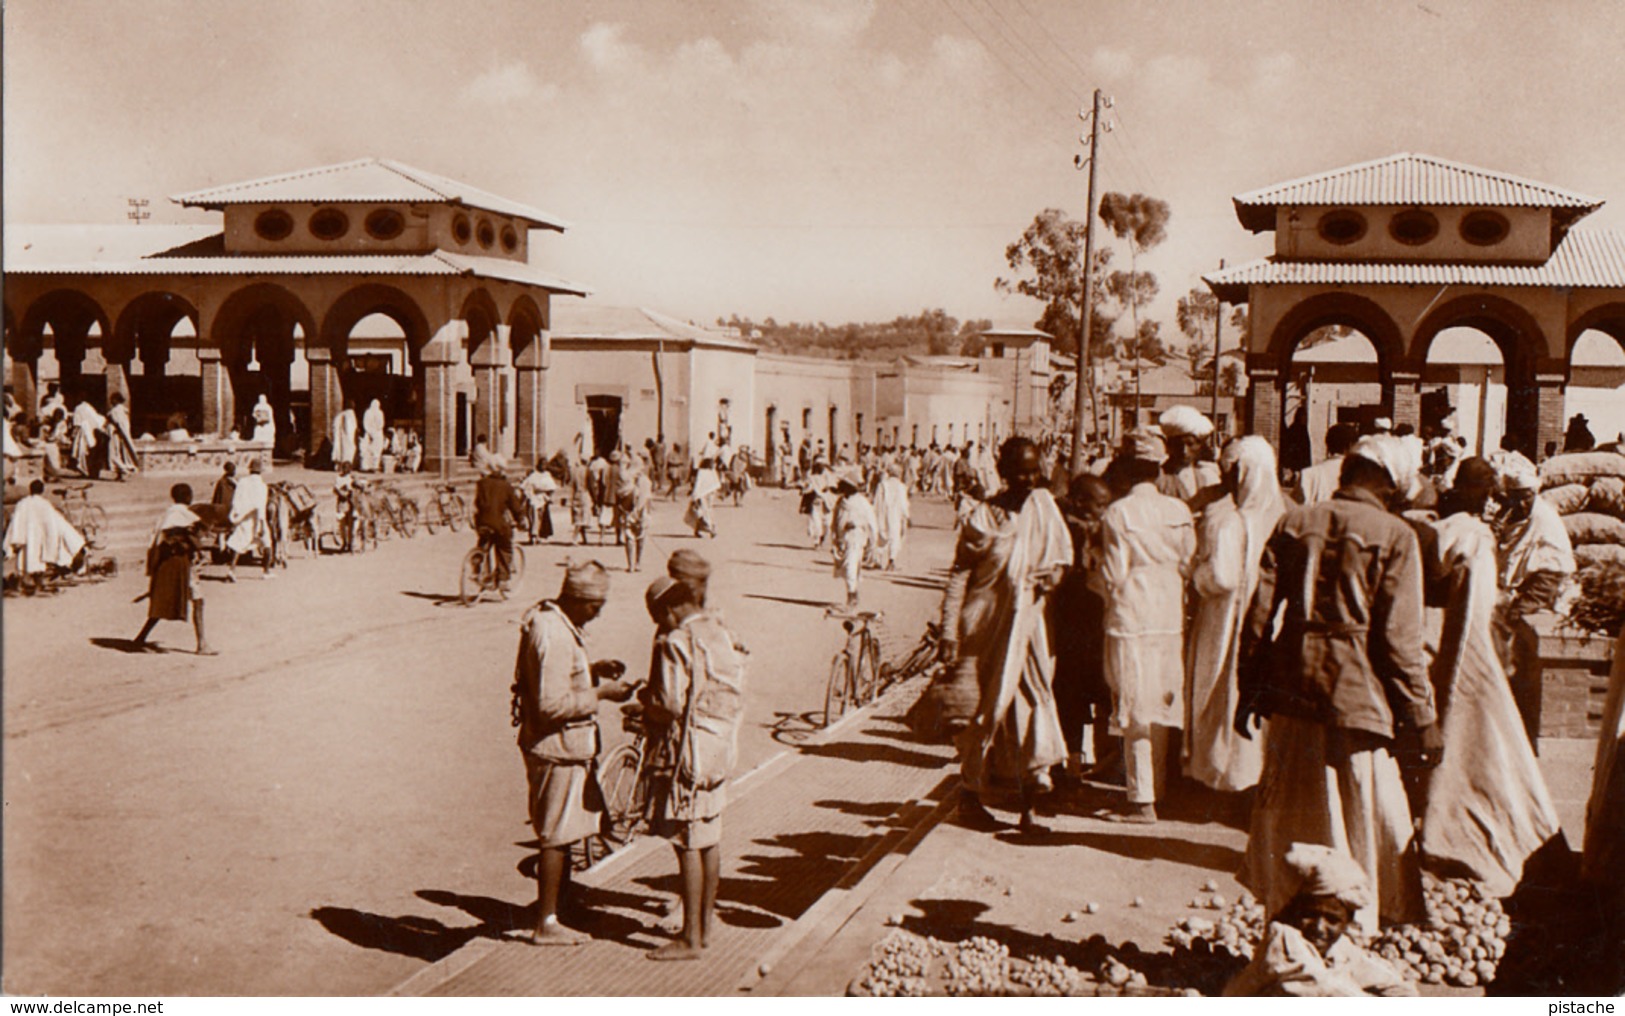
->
xmin=3 ymin=0 xmax=1623 ymax=1003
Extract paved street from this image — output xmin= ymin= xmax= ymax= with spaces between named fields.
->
xmin=2 ymin=485 xmax=956 ymax=995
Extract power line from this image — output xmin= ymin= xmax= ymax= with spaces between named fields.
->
xmin=964 ymin=0 xmax=1087 ymax=106
xmin=1009 ymin=0 xmax=1095 ymax=85
xmin=936 ymin=0 xmax=1076 ymax=120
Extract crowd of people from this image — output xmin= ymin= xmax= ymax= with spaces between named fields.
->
xmin=916 ymin=405 xmax=1593 ymax=995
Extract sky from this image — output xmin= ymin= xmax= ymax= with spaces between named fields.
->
xmin=6 ymin=0 xmax=1625 ymax=339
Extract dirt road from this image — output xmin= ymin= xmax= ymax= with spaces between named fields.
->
xmin=2 ymin=488 xmax=954 ymax=995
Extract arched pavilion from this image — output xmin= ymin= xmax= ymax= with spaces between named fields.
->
xmin=3 ymin=158 xmax=587 ymax=472
xmin=1206 ymin=153 xmax=1625 ymax=459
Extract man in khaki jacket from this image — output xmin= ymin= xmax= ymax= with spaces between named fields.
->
xmin=509 ymin=560 xmax=635 ymax=945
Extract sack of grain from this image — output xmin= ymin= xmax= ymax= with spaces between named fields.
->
xmin=1562 ymin=512 xmax=1625 ymax=546
xmin=1586 ymin=475 xmax=1625 ymax=519
xmin=1542 ymin=482 xmax=1591 ymax=515
xmin=1539 ymin=451 xmax=1625 ymax=487
xmin=1575 ymin=544 xmax=1625 ymax=568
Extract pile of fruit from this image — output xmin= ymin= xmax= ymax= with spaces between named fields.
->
xmin=850 ymin=929 xmax=1191 ymax=996
xmin=1368 ymin=876 xmax=1510 ymax=988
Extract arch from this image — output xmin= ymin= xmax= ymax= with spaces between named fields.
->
xmin=1567 ymin=302 xmax=1625 ymax=362
xmin=507 ymin=294 xmax=546 ymax=367
xmin=17 ymin=288 xmax=112 ymax=357
xmin=1410 ymin=293 xmax=1546 ymax=380
xmin=1266 ymin=290 xmax=1406 ymax=376
xmin=214 ymin=283 xmax=317 ymax=365
xmin=317 ymin=283 xmax=429 ymax=360
xmin=112 ymin=291 xmax=200 ymax=365
xmin=459 ymin=288 xmax=502 ymax=364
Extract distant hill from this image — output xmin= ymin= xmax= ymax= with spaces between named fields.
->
xmin=717 ymin=309 xmax=994 ymax=361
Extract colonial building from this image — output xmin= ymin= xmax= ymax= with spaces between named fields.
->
xmin=4 ymin=158 xmax=588 ymax=472
xmin=1207 ymin=153 xmax=1625 ymax=458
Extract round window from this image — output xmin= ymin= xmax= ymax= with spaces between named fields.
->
xmin=1317 ymin=209 xmax=1367 ymax=245
xmin=1460 ymin=210 xmax=1510 ymax=246
xmin=1389 ymin=209 xmax=1439 ymax=246
xmin=309 ymin=207 xmax=350 ymax=241
xmin=476 ymin=219 xmax=495 ymax=249
xmin=365 ymin=208 xmax=404 ymax=241
xmin=452 ymin=214 xmax=472 ymax=245
xmin=254 ymin=209 xmax=294 ymax=241
xmin=501 ymin=225 xmax=519 ymax=252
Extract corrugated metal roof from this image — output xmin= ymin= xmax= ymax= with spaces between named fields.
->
xmin=1204 ymin=227 xmax=1625 ymax=299
xmin=1232 ymin=153 xmax=1602 ymax=231
xmin=550 ymin=304 xmax=754 ymax=350
xmin=171 ymin=158 xmax=570 ymax=230
xmin=4 ymin=224 xmax=590 ymax=295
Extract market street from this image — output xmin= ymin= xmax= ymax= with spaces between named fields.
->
xmin=2 ymin=489 xmax=954 ymax=995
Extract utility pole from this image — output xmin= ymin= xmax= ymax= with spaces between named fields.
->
xmin=1211 ymin=259 xmax=1225 ymax=424
xmin=1070 ymin=88 xmax=1110 ymax=476
xmin=126 ymin=198 xmax=150 ymax=225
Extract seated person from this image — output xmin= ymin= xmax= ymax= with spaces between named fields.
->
xmin=1224 ymin=843 xmax=1416 ymax=997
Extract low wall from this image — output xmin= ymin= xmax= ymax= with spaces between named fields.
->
xmin=136 ymin=438 xmax=273 ymax=475
xmin=1516 ymin=611 xmax=1613 ymax=743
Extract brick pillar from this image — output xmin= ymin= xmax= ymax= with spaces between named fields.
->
xmin=11 ymin=356 xmax=39 ymax=417
xmin=514 ymin=365 xmax=546 ymax=468
xmin=421 ymin=342 xmax=459 ymax=475
xmin=472 ymin=365 xmax=501 ymax=453
xmin=1247 ymin=366 xmax=1281 ymax=446
xmin=307 ymin=351 xmax=342 ymax=458
xmin=1390 ymin=370 xmax=1422 ymax=433
xmin=104 ymin=361 xmax=131 ymax=409
xmin=199 ymin=351 xmax=234 ymax=437
xmin=1534 ymin=370 xmax=1567 ymax=463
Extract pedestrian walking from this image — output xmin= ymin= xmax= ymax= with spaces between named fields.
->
xmin=641 ymin=575 xmax=746 ymax=961
xmin=1051 ymin=474 xmax=1113 ymax=781
xmin=938 ymin=437 xmax=1072 ymax=833
xmin=871 ymin=463 xmax=911 ymax=571
xmin=507 ymin=560 xmax=635 ymax=946
xmin=619 ymin=459 xmax=652 ymax=572
xmin=1099 ymin=431 xmax=1196 ymax=823
xmin=831 ymin=476 xmax=877 ymax=607
xmin=331 ymin=401 xmax=358 ymax=471
xmin=1237 ymin=435 xmax=1441 ymax=935
xmin=225 ymin=458 xmax=272 ymax=581
xmin=685 ymin=460 xmax=720 ymax=539
xmin=132 ymin=483 xmax=216 ymax=655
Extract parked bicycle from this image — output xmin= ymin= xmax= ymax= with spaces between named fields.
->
xmin=598 ymin=701 xmax=665 ymax=847
xmin=879 ymin=620 xmax=943 ymax=689
xmin=367 ymin=481 xmax=420 ymax=539
xmin=422 ymin=483 xmax=467 ymax=534
xmin=51 ymin=484 xmax=107 ymax=548
xmin=459 ymin=527 xmax=525 ymax=605
xmin=823 ymin=606 xmax=883 ymax=727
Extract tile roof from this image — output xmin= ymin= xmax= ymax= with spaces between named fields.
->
xmin=1232 ymin=153 xmax=1602 ymax=232
xmin=1203 ymin=228 xmax=1625 ymax=301
xmin=4 ymin=224 xmax=589 ymax=295
xmin=171 ymin=158 xmax=570 ymax=230
xmin=550 ymin=304 xmax=756 ymax=350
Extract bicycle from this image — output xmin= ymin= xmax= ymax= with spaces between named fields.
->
xmin=878 ymin=621 xmax=943 ymax=691
xmin=422 ymin=483 xmax=467 ymax=534
xmin=367 ymin=482 xmax=420 ymax=539
xmin=459 ymin=527 xmax=525 ymax=605
xmin=598 ymin=701 xmax=664 ymax=847
xmin=51 ymin=484 xmax=107 ymax=548
xmin=823 ymin=606 xmax=883 ymax=727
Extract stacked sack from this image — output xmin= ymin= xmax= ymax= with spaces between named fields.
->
xmin=1538 ymin=451 xmax=1625 ymax=568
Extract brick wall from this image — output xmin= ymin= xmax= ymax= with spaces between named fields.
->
xmin=1517 ymin=614 xmax=1612 ymax=742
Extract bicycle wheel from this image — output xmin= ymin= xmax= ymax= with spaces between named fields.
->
xmin=80 ymin=504 xmax=109 ymax=547
xmin=398 ymin=500 xmax=419 ymax=538
xmin=824 ymin=650 xmax=853 ymax=727
xmin=459 ymin=548 xmax=484 ymax=605
xmin=423 ymin=501 xmax=440 ymax=535
xmin=507 ymin=544 xmax=526 ymax=588
xmin=856 ymin=634 xmax=882 ymax=705
xmin=448 ymin=495 xmax=467 ymax=533
xmin=598 ymin=742 xmax=647 ymax=845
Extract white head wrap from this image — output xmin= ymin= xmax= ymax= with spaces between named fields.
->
xmin=1350 ymin=434 xmax=1422 ymax=498
xmin=1284 ymin=843 xmax=1373 ymax=913
xmin=1498 ymin=454 xmax=1540 ymax=492
xmin=1158 ymin=405 xmax=1214 ymax=439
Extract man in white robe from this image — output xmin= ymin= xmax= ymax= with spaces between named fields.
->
xmin=871 ymin=464 xmax=911 ymax=571
xmin=226 ymin=458 xmax=272 ymax=580
xmin=105 ymin=393 xmax=140 ymax=480
xmin=331 ymin=401 xmax=359 ymax=471
xmin=70 ymin=401 xmax=106 ymax=477
xmin=1298 ymin=423 xmax=1358 ymax=506
xmin=4 ymin=479 xmax=86 ymax=579
xmin=1100 ymin=430 xmax=1197 ymax=823
xmin=831 ymin=477 xmax=878 ymax=607
xmin=1185 ymin=436 xmax=1285 ymax=793
xmin=359 ymin=399 xmax=387 ymax=472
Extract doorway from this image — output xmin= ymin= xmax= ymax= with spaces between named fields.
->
xmin=586 ymin=394 xmax=623 ymax=458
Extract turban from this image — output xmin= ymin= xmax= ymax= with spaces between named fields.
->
xmin=1498 ymin=454 xmax=1540 ymax=492
xmin=1372 ymin=417 xmax=1395 ymax=433
xmin=644 ymin=575 xmax=679 ymax=616
xmin=1350 ymin=434 xmax=1420 ymax=495
xmin=1158 ymin=405 xmax=1214 ymax=439
xmin=667 ymin=549 xmax=711 ymax=584
xmin=560 ymin=559 xmax=611 ymax=601
xmin=1283 ymin=843 xmax=1373 ymax=913
xmin=1120 ymin=430 xmax=1167 ymax=465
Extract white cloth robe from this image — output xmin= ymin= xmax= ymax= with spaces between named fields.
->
xmin=3 ymin=494 xmax=86 ymax=574
xmin=871 ymin=475 xmax=910 ymax=568
xmin=1101 ymin=482 xmax=1196 ymax=730
xmin=331 ymin=410 xmax=358 ymax=468
xmin=227 ymin=473 xmax=270 ymax=555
